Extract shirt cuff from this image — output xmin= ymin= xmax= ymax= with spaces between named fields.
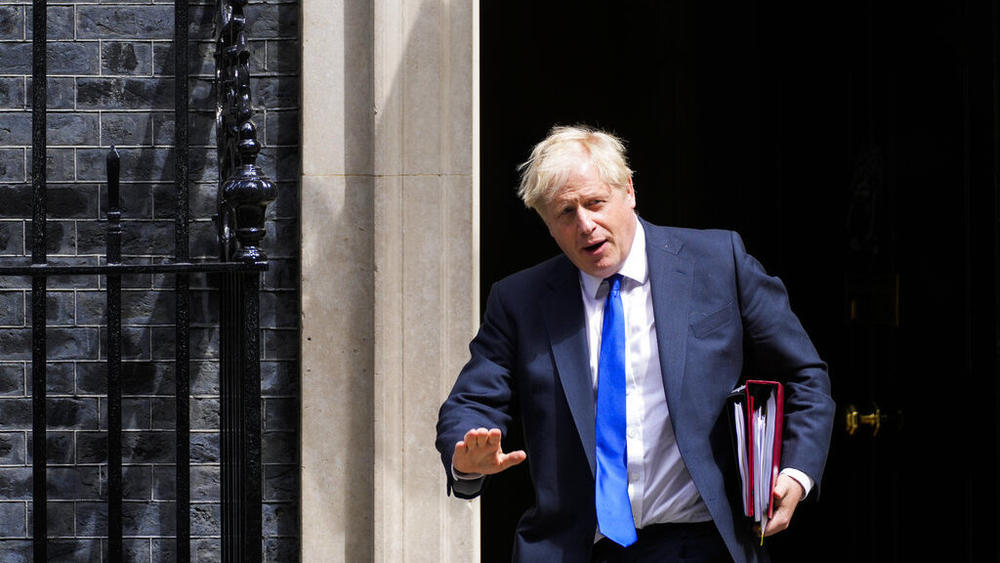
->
xmin=779 ymin=467 xmax=814 ymax=499
xmin=451 ymin=464 xmax=483 ymax=481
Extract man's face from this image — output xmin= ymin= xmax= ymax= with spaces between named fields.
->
xmin=540 ymin=158 xmax=637 ymax=279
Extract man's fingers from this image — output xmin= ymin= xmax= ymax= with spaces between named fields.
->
xmin=498 ymin=450 xmax=527 ymax=470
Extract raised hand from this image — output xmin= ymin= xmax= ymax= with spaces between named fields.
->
xmin=452 ymin=427 xmax=526 ymax=476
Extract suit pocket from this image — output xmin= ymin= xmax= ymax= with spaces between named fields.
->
xmin=690 ymin=301 xmax=736 ymax=338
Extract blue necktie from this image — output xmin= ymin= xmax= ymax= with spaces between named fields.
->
xmin=595 ymin=274 xmax=637 ymax=546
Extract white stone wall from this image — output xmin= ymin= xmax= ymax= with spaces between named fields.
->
xmin=300 ymin=1 xmax=479 ymax=560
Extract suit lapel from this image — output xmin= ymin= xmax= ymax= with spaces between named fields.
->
xmin=542 ymin=258 xmax=597 ymax=476
xmin=645 ymin=223 xmax=694 ymax=409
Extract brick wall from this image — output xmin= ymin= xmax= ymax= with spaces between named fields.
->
xmin=0 ymin=1 xmax=300 ymax=561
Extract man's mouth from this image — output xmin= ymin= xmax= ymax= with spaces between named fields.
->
xmin=583 ymin=241 xmax=605 ymax=253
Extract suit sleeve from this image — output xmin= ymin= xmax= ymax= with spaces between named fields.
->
xmin=731 ymin=231 xmax=835 ymax=493
xmin=435 ymin=282 xmax=519 ymax=499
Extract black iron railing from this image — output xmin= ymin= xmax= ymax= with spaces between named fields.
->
xmin=1 ymin=0 xmax=275 ymax=561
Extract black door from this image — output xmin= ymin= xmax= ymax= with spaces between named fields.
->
xmin=480 ymin=1 xmax=999 ymax=561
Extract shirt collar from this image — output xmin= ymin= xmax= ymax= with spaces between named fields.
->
xmin=579 ymin=217 xmax=648 ymax=299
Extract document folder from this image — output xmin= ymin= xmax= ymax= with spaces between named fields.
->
xmin=729 ymin=380 xmax=784 ymax=537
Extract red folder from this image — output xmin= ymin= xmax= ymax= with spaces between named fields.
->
xmin=729 ymin=380 xmax=784 ymax=528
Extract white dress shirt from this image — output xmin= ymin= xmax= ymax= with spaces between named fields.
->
xmin=580 ymin=220 xmax=813 ymax=532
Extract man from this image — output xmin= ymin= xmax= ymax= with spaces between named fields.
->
xmin=436 ymin=126 xmax=834 ymax=562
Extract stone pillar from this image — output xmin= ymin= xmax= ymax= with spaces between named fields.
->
xmin=300 ymin=1 xmax=479 ymax=561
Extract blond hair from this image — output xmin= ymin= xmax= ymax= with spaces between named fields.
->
xmin=516 ymin=125 xmax=633 ymax=212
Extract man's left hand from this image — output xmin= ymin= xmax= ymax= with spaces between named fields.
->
xmin=763 ymin=473 xmax=804 ymax=537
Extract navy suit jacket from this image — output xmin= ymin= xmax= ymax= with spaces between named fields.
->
xmin=436 ymin=220 xmax=834 ymax=562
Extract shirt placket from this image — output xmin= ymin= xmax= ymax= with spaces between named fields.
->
xmin=622 ymin=281 xmax=646 ymax=525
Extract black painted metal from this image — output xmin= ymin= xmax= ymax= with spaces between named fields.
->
xmin=30 ymin=0 xmax=46 ymax=559
xmin=175 ymin=0 xmax=192 ymax=559
xmin=2 ymin=1 xmax=274 ymax=559
xmin=214 ymin=1 xmax=272 ymax=561
xmin=106 ymin=148 xmax=124 ymax=562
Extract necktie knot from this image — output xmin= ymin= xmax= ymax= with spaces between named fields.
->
xmin=605 ymin=274 xmax=623 ymax=299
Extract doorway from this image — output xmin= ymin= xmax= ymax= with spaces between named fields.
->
xmin=480 ymin=0 xmax=999 ymax=561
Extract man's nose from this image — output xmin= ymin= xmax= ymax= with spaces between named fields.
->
xmin=575 ymin=209 xmax=597 ymax=233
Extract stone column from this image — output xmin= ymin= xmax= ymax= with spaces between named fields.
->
xmin=300 ymin=1 xmax=479 ymax=561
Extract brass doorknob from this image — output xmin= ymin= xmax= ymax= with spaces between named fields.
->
xmin=845 ymin=404 xmax=885 ymax=436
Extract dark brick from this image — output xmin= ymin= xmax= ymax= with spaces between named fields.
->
xmin=190 ymin=432 xmax=218 ymax=463
xmin=74 ymin=502 xmax=106 ymax=537
xmin=96 ymin=326 xmax=151 ymax=361
xmin=258 ymin=146 xmax=299 ymax=183
xmin=0 ymin=7 xmax=22 ymax=41
xmin=25 ymin=77 xmax=75 ymax=110
xmin=0 ymin=78 xmax=25 ymax=109
xmin=47 ymin=467 xmax=101 ymax=500
xmin=151 ymin=326 xmax=217 ymax=361
xmin=149 ymin=397 xmax=173 ymax=429
xmin=48 ymin=113 xmax=100 ymax=147
xmin=77 ymin=430 xmax=175 ymax=464
xmin=263 ymin=329 xmax=297 ymax=361
xmin=0 ymin=332 xmax=29 ymax=361
xmin=152 ymin=42 xmax=216 ymax=77
xmin=77 ymin=219 xmax=173 ymax=256
xmin=262 ymin=431 xmax=295 ymax=465
xmin=189 ymin=503 xmax=219 ymax=536
xmin=30 ymin=431 xmax=75 ymax=465
xmin=0 ymin=363 xmax=23 ymax=395
xmin=0 ymin=185 xmax=30 ymax=218
xmin=23 ymin=290 xmax=75 ymax=326
xmin=47 ymin=327 xmax=100 ymax=360
xmin=192 ymin=538 xmax=221 ymax=562
xmin=245 ymin=4 xmax=298 ymax=38
xmin=76 ymin=6 xmax=173 ymax=40
xmin=99 ymin=465 xmax=152 ymax=500
xmin=263 ymin=502 xmax=296 ymax=537
xmin=189 ymin=77 xmax=215 ymax=111
xmin=0 ymin=257 xmax=29 ymax=289
xmin=264 ymin=258 xmax=297 ymax=290
xmin=0 ymin=112 xmax=29 ymax=145
xmin=22 ymin=220 xmax=74 ymax=255
xmin=99 ymin=182 xmax=155 ymax=219
xmin=101 ymin=41 xmax=153 ymax=76
xmin=0 ymin=468 xmax=30 ymax=500
xmin=265 ymin=40 xmax=297 ymax=75
xmin=264 ymin=464 xmax=296 ymax=501
xmin=253 ymin=76 xmax=298 ymax=109
xmin=52 ymin=185 xmax=100 ymax=219
xmin=0 ymin=149 xmax=25 ymax=182
xmin=264 ymin=398 xmax=295 ymax=431
xmin=125 ymin=501 xmax=176 ymax=536
xmin=260 ymin=291 xmax=296 ymax=330
xmin=77 ymin=78 xmax=173 ymax=110
xmin=190 ymin=397 xmax=218 ymax=430
xmin=23 ymin=148 xmax=77 ymax=183
xmin=264 ymin=110 xmax=298 ymax=147
xmin=186 ymin=5 xmax=216 ymax=41
xmin=46 ymin=398 xmax=99 ymax=430
xmin=0 ymin=432 xmax=24 ymax=464
xmin=24 ymin=6 xmax=76 ymax=41
xmin=261 ymin=361 xmax=297 ymax=396
xmin=46 ymin=502 xmax=75 ymax=537
xmin=77 ymin=360 xmax=174 ymax=395
xmin=187 ymin=289 xmax=219 ymax=325
xmin=48 ymin=539 xmax=102 ymax=561
xmin=151 ymin=111 xmax=214 ymax=147
xmin=77 ymin=147 xmax=170 ymax=183
xmin=0 ymin=42 xmax=99 ymax=76
xmin=101 ymin=113 xmax=153 ymax=147
xmin=0 ymin=502 xmax=25 ymax=538
xmin=0 ymin=292 xmax=23 ymax=326
xmin=265 ymin=537 xmax=298 ymax=562
xmin=46 ymin=257 xmax=101 ymax=289
xmin=98 ymin=397 xmax=151 ymax=430
xmin=24 ymin=362 xmax=75 ymax=395
xmin=190 ymin=361 xmax=218 ymax=395
xmin=0 ymin=540 xmax=31 ymax=560
xmin=0 ymin=222 xmax=23 ymax=255
xmin=187 ymin=221 xmax=216 ymax=259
